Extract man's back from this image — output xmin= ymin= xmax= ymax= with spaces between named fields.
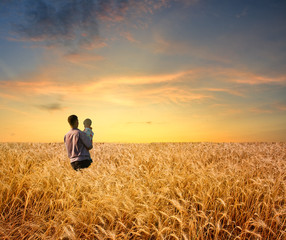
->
xmin=64 ymin=128 xmax=93 ymax=163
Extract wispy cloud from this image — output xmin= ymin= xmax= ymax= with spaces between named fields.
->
xmin=231 ymin=73 xmax=286 ymax=85
xmin=36 ymin=102 xmax=65 ymax=111
xmin=0 ymin=69 xmax=210 ymax=107
xmin=208 ymin=68 xmax=286 ymax=85
xmin=0 ymin=80 xmax=74 ymax=96
xmin=1 ymin=65 xmax=284 ymax=110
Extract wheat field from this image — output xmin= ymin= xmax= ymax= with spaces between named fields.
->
xmin=0 ymin=142 xmax=285 ymax=239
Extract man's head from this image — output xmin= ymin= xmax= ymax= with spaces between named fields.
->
xmin=68 ymin=115 xmax=79 ymax=128
xmin=83 ymin=118 xmax=92 ymax=128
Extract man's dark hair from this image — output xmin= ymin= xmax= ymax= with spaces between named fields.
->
xmin=68 ymin=115 xmax=78 ymax=126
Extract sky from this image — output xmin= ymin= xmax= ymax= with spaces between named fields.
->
xmin=0 ymin=0 xmax=286 ymax=143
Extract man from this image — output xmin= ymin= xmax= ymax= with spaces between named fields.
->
xmin=64 ymin=115 xmax=93 ymax=170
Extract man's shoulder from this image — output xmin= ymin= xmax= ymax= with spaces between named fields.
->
xmin=65 ymin=128 xmax=81 ymax=137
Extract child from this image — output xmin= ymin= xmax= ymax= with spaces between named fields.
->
xmin=83 ymin=118 xmax=94 ymax=142
xmin=83 ymin=118 xmax=94 ymax=163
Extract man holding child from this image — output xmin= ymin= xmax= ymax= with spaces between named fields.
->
xmin=64 ymin=115 xmax=93 ymax=171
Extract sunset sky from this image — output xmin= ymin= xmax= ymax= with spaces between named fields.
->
xmin=0 ymin=0 xmax=286 ymax=143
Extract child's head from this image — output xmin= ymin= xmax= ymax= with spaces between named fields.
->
xmin=83 ymin=118 xmax=92 ymax=128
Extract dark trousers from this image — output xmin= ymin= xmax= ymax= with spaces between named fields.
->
xmin=71 ymin=159 xmax=92 ymax=171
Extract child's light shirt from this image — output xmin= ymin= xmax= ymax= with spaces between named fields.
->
xmin=84 ymin=127 xmax=94 ymax=141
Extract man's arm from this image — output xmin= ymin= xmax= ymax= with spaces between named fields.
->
xmin=79 ymin=131 xmax=93 ymax=150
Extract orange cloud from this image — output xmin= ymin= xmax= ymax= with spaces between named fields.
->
xmin=0 ymin=80 xmax=75 ymax=96
xmin=0 ymin=65 xmax=283 ymax=112
xmin=212 ymin=68 xmax=286 ymax=85
xmin=0 ymin=69 xmax=210 ymax=108
xmin=231 ymin=73 xmax=286 ymax=85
